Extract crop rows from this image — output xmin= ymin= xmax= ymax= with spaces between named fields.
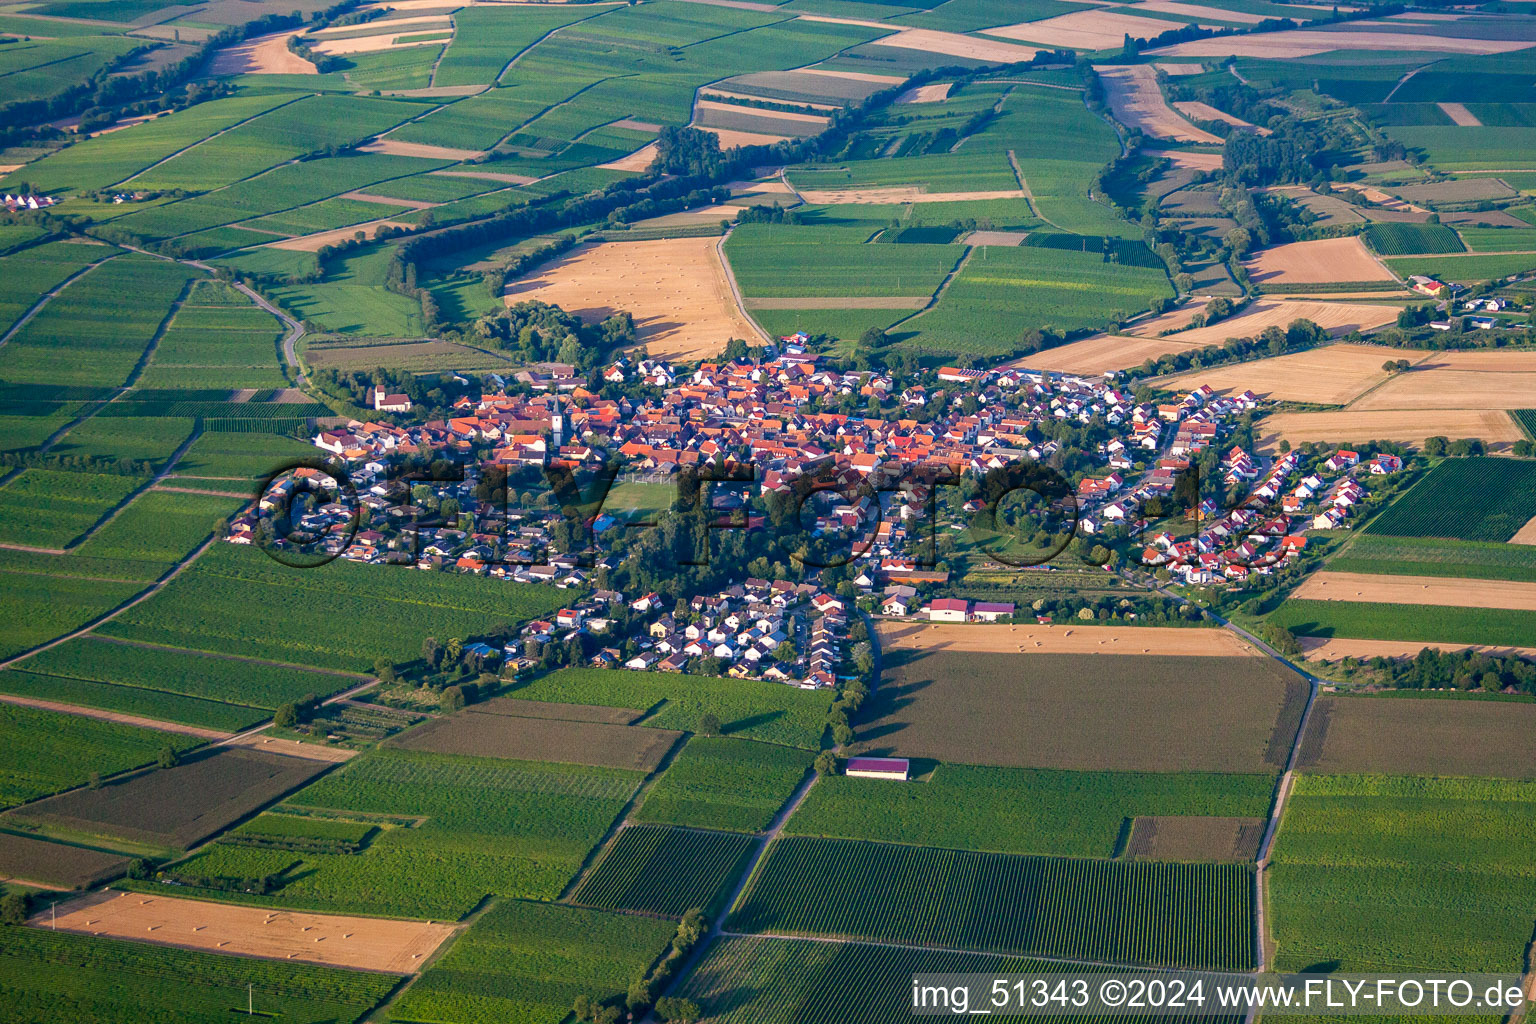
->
xmin=1366 ymin=456 xmax=1536 ymax=542
xmin=636 ymin=735 xmax=812 ymax=833
xmin=1363 ymin=222 xmax=1466 ymax=255
xmin=575 ymin=824 xmax=754 ymax=916
xmin=728 ymin=837 xmax=1255 ymax=970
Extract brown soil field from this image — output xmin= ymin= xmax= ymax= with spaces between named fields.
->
xmin=206 ymin=31 xmax=313 ymax=75
xmin=266 ymin=218 xmax=416 ymax=251
xmin=1136 ymin=0 xmax=1266 ymax=21
xmin=506 ymin=236 xmax=763 ymax=358
xmin=42 ymin=890 xmax=456 ymax=972
xmin=1437 ymin=101 xmax=1482 ymax=126
xmin=1349 ymin=353 xmax=1536 ymax=411
xmin=1510 ymin=515 xmax=1536 ymax=545
xmin=9 ymin=747 xmax=329 ymax=850
xmin=431 ymin=168 xmax=537 ymax=184
xmin=989 ymin=10 xmax=1213 ymax=50
xmin=305 ymin=339 xmax=505 ymax=371
xmin=1125 ymin=816 xmax=1265 ymax=861
xmin=695 ymin=99 xmax=829 ymax=127
xmin=1174 ymin=100 xmax=1270 ymax=134
xmin=793 ymin=67 xmax=905 ymax=85
xmin=339 ymin=190 xmax=436 ymax=209
xmin=609 ymin=117 xmax=662 ymax=131
xmin=1157 ymin=343 xmax=1433 ymax=404
xmin=599 ymin=142 xmax=657 ymax=171
xmin=1256 ymin=409 xmax=1523 ymax=451
xmin=359 ymin=138 xmax=483 ymax=160
xmin=1296 ymin=695 xmax=1536 ymax=778
xmin=391 ymin=710 xmax=681 ymax=770
xmin=877 ymin=620 xmax=1258 ymax=656
xmin=854 ymin=647 xmax=1304 ymax=772
xmin=897 ymin=82 xmax=953 ymax=103
xmin=693 ymin=125 xmax=793 ymax=147
xmin=1016 ymin=332 xmax=1210 ymax=374
xmin=796 ymin=186 xmax=1028 ymax=203
xmin=312 ymin=13 xmax=450 ymax=34
xmin=704 ymin=88 xmax=836 ymax=111
xmin=311 ymin=32 xmax=446 ymax=55
xmin=227 ymin=734 xmax=357 ymax=763
xmin=1148 ymin=29 xmax=1536 ymax=56
xmin=1132 ymin=298 xmax=1401 ymax=346
xmin=1298 ymin=636 xmax=1536 ymax=661
xmin=0 ymin=832 xmax=128 ymax=889
xmin=875 ymin=28 xmax=1038 ymax=62
xmin=1097 ymin=64 xmax=1222 ymax=144
xmin=1291 ymin=571 xmax=1536 ymax=611
xmin=1165 ymin=150 xmax=1225 ymax=171
xmin=1244 ymin=237 xmax=1394 ymax=284
xmin=469 ymin=697 xmax=643 ymax=725
xmin=1156 ymin=62 xmax=1206 ymax=74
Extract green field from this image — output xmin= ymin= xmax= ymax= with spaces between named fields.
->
xmin=1363 ymin=221 xmax=1465 ymax=255
xmin=786 ymin=766 xmax=1276 ymax=858
xmin=96 ymin=543 xmax=567 ymax=672
xmin=1328 ymin=533 xmax=1536 ymax=583
xmin=172 ymin=430 xmax=320 ymax=480
xmin=136 ymin=280 xmax=287 ymax=389
xmin=1270 ymin=599 xmax=1536 ymax=649
xmin=72 ymin=489 xmax=242 ymax=570
xmin=725 ymin=224 xmax=960 ymax=299
xmin=1384 ymin=253 xmax=1536 ymax=282
xmin=635 ymin=736 xmax=811 ymax=832
xmin=388 ymin=899 xmax=676 ymax=1024
xmin=0 ymin=254 xmax=201 ymax=388
xmin=1365 ymin=456 xmax=1536 ymax=542
xmin=505 ymin=668 xmax=830 ymax=750
xmin=0 ymin=927 xmax=395 ymax=1024
xmin=729 ymin=836 xmax=1255 ymax=970
xmin=0 ymin=469 xmax=146 ymax=550
xmin=1385 ymin=125 xmax=1536 ymax=172
xmin=0 ymin=667 xmax=266 ymax=732
xmin=0 ymin=566 xmax=143 ymax=659
xmin=1456 ymin=225 xmax=1536 ymax=253
xmin=574 ymin=824 xmax=754 ymax=916
xmin=271 ymin=245 xmax=427 ymax=337
xmin=0 ymin=701 xmax=197 ymax=810
xmin=166 ymin=748 xmax=639 ymax=918
xmin=0 ymin=240 xmax=116 ymax=337
xmin=49 ymin=416 xmax=195 ymax=470
xmin=1271 ymin=774 xmax=1536 ymax=972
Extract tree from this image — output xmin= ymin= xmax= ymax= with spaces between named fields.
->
xmin=0 ymin=892 xmax=27 ymax=926
xmin=698 ymin=713 xmax=721 ymax=737
xmin=832 ymin=723 xmax=853 ymax=746
xmin=441 ymin=685 xmax=466 ymax=714
xmin=573 ymin=995 xmax=594 ymax=1022
xmin=773 ymin=640 xmax=797 ymax=663
xmin=157 ymin=745 xmax=179 ymax=769
xmin=275 ymin=703 xmax=298 ymax=728
xmin=814 ymin=750 xmax=837 ymax=775
xmin=1423 ymin=436 xmax=1449 ymax=457
xmin=627 ymin=978 xmax=651 ymax=1014
xmin=656 ymin=997 xmax=702 ymax=1023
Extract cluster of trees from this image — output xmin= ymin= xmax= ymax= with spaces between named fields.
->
xmin=1166 ymin=80 xmax=1282 ymax=138
xmin=309 ymin=365 xmax=474 ymax=419
xmin=471 ymin=299 xmax=635 ymax=372
xmin=273 ymin=692 xmax=323 ymax=730
xmin=1423 ymin=436 xmax=1495 ymax=458
xmin=481 ymin=234 xmax=576 ymax=297
xmin=0 ymin=449 xmax=162 ymax=476
xmin=1336 ymin=646 xmax=1536 ymax=695
xmin=1121 ymin=317 xmax=1331 ymax=383
xmin=570 ymin=910 xmax=708 ymax=1023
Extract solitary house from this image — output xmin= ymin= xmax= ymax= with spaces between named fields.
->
xmin=845 ymin=757 xmax=910 ymax=781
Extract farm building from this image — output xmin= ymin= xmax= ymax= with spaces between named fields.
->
xmin=971 ymin=602 xmax=1016 ymax=622
xmin=927 ymin=598 xmax=969 ymax=622
xmin=845 ymin=757 xmax=910 ymax=781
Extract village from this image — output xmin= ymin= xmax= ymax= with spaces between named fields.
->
xmin=230 ymin=333 xmax=1403 ymax=685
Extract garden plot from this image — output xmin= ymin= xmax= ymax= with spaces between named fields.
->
xmin=1098 ymin=64 xmax=1222 ymax=144
xmin=504 ymin=237 xmax=764 ymax=359
xmin=1243 ymin=236 xmax=1395 ymax=284
xmin=1157 ymin=344 xmax=1433 ymax=405
xmin=43 ymin=890 xmax=455 ymax=973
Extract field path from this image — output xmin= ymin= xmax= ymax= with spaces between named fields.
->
xmin=117 ymin=94 xmax=309 ymax=189
xmin=0 ymin=250 xmax=120 ymax=349
xmin=884 ymin=245 xmax=973 ymax=333
xmin=0 ymin=692 xmax=232 ymax=738
xmin=715 ymin=225 xmax=770 ymax=346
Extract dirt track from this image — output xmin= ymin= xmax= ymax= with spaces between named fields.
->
xmin=897 ymin=82 xmax=952 ymax=103
xmin=39 ymin=891 xmax=454 ymax=973
xmin=1291 ymin=571 xmax=1536 ymax=611
xmin=1300 ymin=636 xmax=1536 ymax=661
xmin=878 ymin=621 xmax=1259 ymax=656
xmin=0 ymin=693 xmax=231 ymax=739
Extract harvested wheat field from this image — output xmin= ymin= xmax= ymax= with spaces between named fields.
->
xmin=599 ymin=142 xmax=657 ymax=172
xmin=1256 ymin=409 xmax=1523 ymax=451
xmin=1438 ymin=102 xmax=1483 ymax=126
xmin=1097 ymin=65 xmax=1221 ymax=144
xmin=1018 ymin=333 xmax=1210 ymax=374
xmin=1165 ymin=150 xmax=1225 ymax=171
xmin=312 ymin=14 xmax=450 ymax=34
xmin=692 ymin=125 xmax=793 ymax=147
xmin=1156 ymin=62 xmax=1206 ymax=74
xmin=206 ymin=31 xmax=313 ymax=75
xmin=1347 ymin=351 xmax=1536 ymax=410
xmin=1148 ymin=29 xmax=1536 ymax=57
xmin=1511 ymin=515 xmax=1536 ymax=545
xmin=1244 ymin=237 xmax=1394 ymax=285
xmin=1158 ymin=343 xmax=1433 ymax=404
xmin=1135 ymin=0 xmax=1267 ymax=22
xmin=1131 ymin=298 xmax=1401 ymax=346
xmin=1300 ymin=636 xmax=1536 ymax=661
xmin=506 ymin=237 xmax=762 ymax=359
xmin=227 ymin=734 xmax=357 ymax=763
xmin=1291 ymin=571 xmax=1536 ymax=611
xmin=40 ymin=891 xmax=454 ymax=973
xmin=360 ymin=137 xmax=483 ymax=161
xmin=898 ymin=82 xmax=953 ymax=103
xmin=793 ymin=66 xmax=905 ymax=85
xmin=878 ymin=621 xmax=1258 ymax=656
xmin=267 ymin=218 xmax=415 ymax=251
xmin=988 ymin=10 xmax=1212 ymax=50
xmin=1174 ymin=100 xmax=1270 ymax=133
xmin=874 ymin=28 xmax=1038 ymax=62
xmin=796 ymin=186 xmax=1028 ymax=204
